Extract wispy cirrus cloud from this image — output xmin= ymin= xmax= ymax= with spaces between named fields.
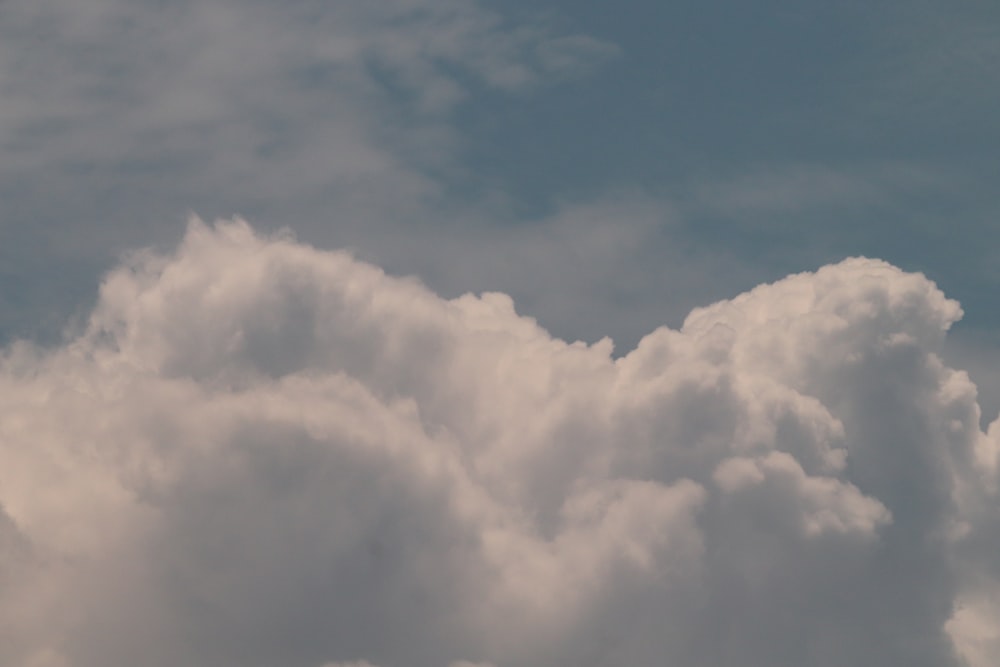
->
xmin=0 ymin=0 xmax=617 ymax=341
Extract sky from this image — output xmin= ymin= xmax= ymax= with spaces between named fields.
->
xmin=2 ymin=1 xmax=1000 ymax=666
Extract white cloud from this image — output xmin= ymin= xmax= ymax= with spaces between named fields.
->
xmin=2 ymin=219 xmax=999 ymax=666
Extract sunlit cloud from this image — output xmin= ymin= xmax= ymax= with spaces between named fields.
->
xmin=2 ymin=220 xmax=998 ymax=667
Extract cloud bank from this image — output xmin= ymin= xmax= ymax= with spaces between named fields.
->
xmin=2 ymin=220 xmax=999 ymax=667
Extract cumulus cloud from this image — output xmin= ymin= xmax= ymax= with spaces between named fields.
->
xmin=2 ymin=219 xmax=1000 ymax=667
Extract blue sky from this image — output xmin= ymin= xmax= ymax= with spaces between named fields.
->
xmin=4 ymin=0 xmax=1000 ymax=347
xmin=3 ymin=2 xmax=1000 ymax=666
xmin=462 ymin=1 xmax=1000 ymax=325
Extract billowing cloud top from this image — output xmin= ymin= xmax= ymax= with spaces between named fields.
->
xmin=2 ymin=220 xmax=999 ymax=667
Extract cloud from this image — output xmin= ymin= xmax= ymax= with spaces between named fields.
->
xmin=2 ymin=219 xmax=1000 ymax=667
xmin=0 ymin=0 xmax=618 ymax=226
xmin=0 ymin=0 xmax=614 ymax=172
xmin=0 ymin=0 xmax=617 ymax=343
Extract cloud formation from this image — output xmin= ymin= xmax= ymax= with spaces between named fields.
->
xmin=2 ymin=220 xmax=999 ymax=667
xmin=0 ymin=0 xmax=617 ymax=342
